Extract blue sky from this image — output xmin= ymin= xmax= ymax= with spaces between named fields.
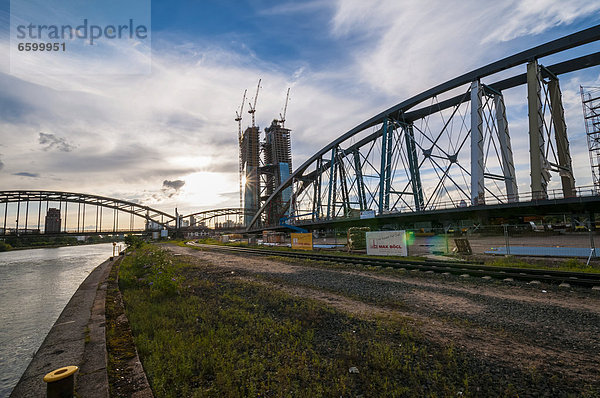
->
xmin=0 ymin=0 xmax=599 ymax=218
xmin=151 ymin=1 xmax=341 ymax=66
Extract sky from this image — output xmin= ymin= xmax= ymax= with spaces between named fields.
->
xmin=0 ymin=0 xmax=599 ymax=217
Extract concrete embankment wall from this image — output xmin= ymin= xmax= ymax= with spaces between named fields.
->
xmin=10 ymin=257 xmax=116 ymax=398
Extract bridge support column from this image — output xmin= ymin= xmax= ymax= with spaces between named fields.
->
xmin=494 ymin=93 xmax=519 ymax=202
xmin=352 ymin=149 xmax=367 ymax=211
xmin=327 ymin=147 xmax=337 ymax=219
xmin=15 ymin=193 xmax=21 ymax=235
xmin=3 ymin=201 xmax=8 ymax=236
xmin=471 ymin=80 xmax=485 ymax=205
xmin=548 ymin=76 xmax=576 ymax=197
xmin=379 ymin=117 xmax=391 ymax=214
xmin=313 ymin=157 xmax=323 ymax=220
xmin=403 ymin=122 xmax=424 ymax=211
xmin=337 ymin=155 xmax=351 ymax=215
xmin=527 ymin=60 xmax=549 ymax=200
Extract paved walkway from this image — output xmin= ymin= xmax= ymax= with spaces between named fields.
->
xmin=10 ymin=257 xmax=115 ymax=398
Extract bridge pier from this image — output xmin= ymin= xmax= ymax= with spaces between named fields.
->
xmin=527 ymin=60 xmax=549 ymax=200
xmin=527 ymin=60 xmax=576 ymax=200
xmin=547 ymin=75 xmax=576 ymax=198
xmin=471 ymin=80 xmax=485 ymax=206
xmin=493 ymin=92 xmax=518 ymax=202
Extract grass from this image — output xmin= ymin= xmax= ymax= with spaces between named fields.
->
xmin=119 ymin=245 xmax=471 ymax=397
xmin=485 ymin=255 xmax=600 ymax=273
xmin=106 ymin=257 xmax=143 ymax=397
xmin=115 ymin=243 xmax=595 ymax=397
xmin=84 ymin=326 xmax=90 ymax=344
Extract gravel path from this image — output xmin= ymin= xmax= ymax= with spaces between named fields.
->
xmin=166 ymin=244 xmax=600 ymax=388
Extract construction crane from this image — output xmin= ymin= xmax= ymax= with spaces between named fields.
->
xmin=248 ymin=78 xmax=261 ymax=127
xmin=280 ymin=87 xmax=290 ymax=128
xmin=235 ymin=89 xmax=247 ymax=214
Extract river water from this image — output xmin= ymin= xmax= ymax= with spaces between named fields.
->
xmin=0 ymin=243 xmax=115 ymax=397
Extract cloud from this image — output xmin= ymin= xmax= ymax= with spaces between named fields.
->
xmin=162 ymin=179 xmax=185 ymax=198
xmin=39 ymin=132 xmax=76 ymax=152
xmin=258 ymin=1 xmax=331 ymax=16
xmin=163 ymin=179 xmax=185 ymax=191
xmin=0 ymin=2 xmax=597 ymax=216
xmin=13 ymin=172 xmax=39 ymax=177
xmin=0 ymin=32 xmax=370 ymax=214
xmin=0 ymin=157 xmax=3 ymax=171
xmin=330 ymin=0 xmax=600 ymax=98
xmin=482 ymin=1 xmax=600 ymax=43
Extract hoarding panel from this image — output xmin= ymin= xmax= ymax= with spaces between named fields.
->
xmin=291 ymin=233 xmax=313 ymax=251
xmin=360 ymin=210 xmax=376 ymax=219
xmin=366 ymin=231 xmax=407 ymax=256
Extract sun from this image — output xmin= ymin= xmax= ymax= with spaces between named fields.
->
xmin=179 ymin=172 xmax=237 ymax=209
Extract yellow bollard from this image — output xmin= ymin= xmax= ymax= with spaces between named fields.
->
xmin=43 ymin=366 xmax=78 ymax=398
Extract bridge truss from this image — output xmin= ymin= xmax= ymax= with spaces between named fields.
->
xmin=179 ymin=208 xmax=254 ymax=231
xmin=0 ymin=191 xmax=176 ymax=235
xmin=248 ymin=26 xmax=600 ymax=231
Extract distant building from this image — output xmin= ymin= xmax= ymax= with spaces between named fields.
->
xmin=44 ymin=208 xmax=61 ymax=233
xmin=146 ymin=221 xmax=162 ymax=231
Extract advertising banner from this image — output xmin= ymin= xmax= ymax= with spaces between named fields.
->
xmin=291 ymin=233 xmax=313 ymax=251
xmin=366 ymin=230 xmax=408 ymax=256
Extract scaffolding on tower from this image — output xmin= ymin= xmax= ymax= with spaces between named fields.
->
xmin=580 ymin=86 xmax=600 ymax=194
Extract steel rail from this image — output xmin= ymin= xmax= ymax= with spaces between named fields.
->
xmin=191 ymin=243 xmax=600 ymax=288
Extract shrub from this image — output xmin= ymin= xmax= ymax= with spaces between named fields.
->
xmin=124 ymin=234 xmax=144 ymax=249
xmin=0 ymin=241 xmax=12 ymax=252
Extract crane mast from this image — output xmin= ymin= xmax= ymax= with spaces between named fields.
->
xmin=235 ymin=89 xmax=247 ymax=214
xmin=248 ymin=78 xmax=261 ymax=127
xmin=280 ymin=87 xmax=290 ymax=128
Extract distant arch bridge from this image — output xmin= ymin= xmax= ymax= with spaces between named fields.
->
xmin=0 ymin=190 xmax=176 ymax=236
xmin=0 ymin=191 xmax=253 ymax=236
xmin=0 ymin=191 xmax=255 ymax=236
xmin=179 ymin=208 xmax=254 ymax=231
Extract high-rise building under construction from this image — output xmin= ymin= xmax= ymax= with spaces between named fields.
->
xmin=241 ymin=126 xmax=260 ymax=222
xmin=238 ymin=83 xmax=293 ymax=228
xmin=262 ymin=119 xmax=293 ymax=225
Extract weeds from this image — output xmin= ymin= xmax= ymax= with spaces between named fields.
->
xmin=487 ymin=255 xmax=600 ymax=273
xmin=117 ymin=244 xmax=595 ymax=397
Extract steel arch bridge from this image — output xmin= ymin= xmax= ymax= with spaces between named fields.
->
xmin=179 ymin=208 xmax=253 ymax=230
xmin=247 ymin=25 xmax=600 ymax=232
xmin=0 ymin=190 xmax=176 ymax=235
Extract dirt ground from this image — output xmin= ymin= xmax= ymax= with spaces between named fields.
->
xmin=166 ymin=243 xmax=600 ymax=389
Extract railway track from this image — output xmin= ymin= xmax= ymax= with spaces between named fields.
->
xmin=190 ymin=243 xmax=600 ymax=289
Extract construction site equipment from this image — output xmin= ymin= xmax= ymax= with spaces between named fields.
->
xmin=580 ymin=86 xmax=600 ymax=194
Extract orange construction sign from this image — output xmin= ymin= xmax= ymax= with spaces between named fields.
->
xmin=291 ymin=233 xmax=313 ymax=251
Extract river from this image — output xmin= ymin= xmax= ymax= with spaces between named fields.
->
xmin=0 ymin=243 xmax=116 ymax=397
